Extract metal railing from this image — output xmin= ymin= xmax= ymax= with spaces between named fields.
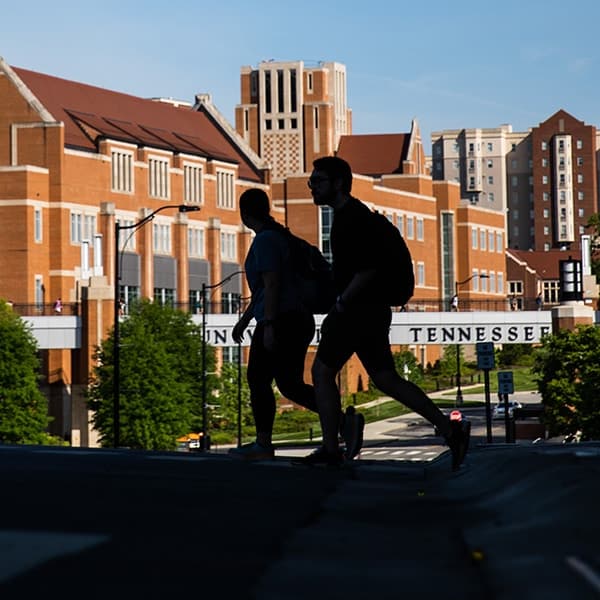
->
xmin=5 ymin=297 xmax=562 ymax=318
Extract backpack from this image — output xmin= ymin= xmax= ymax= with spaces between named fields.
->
xmin=370 ymin=210 xmax=415 ymax=307
xmin=272 ymin=225 xmax=336 ymax=314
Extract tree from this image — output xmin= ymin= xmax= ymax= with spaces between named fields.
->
xmin=532 ymin=324 xmax=600 ymax=440
xmin=87 ymin=300 xmax=216 ymax=449
xmin=0 ymin=299 xmax=52 ymax=443
xmin=210 ymin=361 xmax=252 ymax=440
xmin=585 ymin=213 xmax=600 ymax=281
xmin=393 ymin=350 xmax=424 ymax=385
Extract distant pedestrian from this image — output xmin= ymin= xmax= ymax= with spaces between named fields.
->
xmin=53 ymin=297 xmax=63 ymax=314
xmin=536 ymin=293 xmax=543 ymax=311
xmin=450 ymin=294 xmax=459 ymax=312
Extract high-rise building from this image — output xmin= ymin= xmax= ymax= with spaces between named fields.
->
xmin=431 ymin=110 xmax=600 ymax=253
xmin=235 ymin=60 xmax=351 ymax=178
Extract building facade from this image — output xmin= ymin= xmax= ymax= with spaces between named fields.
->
xmin=0 ymin=58 xmax=269 ymax=444
xmin=235 ymin=60 xmax=351 ymax=178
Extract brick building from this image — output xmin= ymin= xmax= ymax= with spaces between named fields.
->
xmin=0 ymin=58 xmax=269 ymax=443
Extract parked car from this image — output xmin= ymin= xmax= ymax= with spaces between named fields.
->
xmin=492 ymin=400 xmax=523 ymax=419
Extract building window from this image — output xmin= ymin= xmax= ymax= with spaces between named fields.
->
xmin=472 ymin=227 xmax=478 ymax=249
xmin=220 ymin=231 xmax=237 ymax=261
xmin=542 ymin=175 xmax=548 ymax=184
xmin=314 ymin=107 xmax=319 ymax=128
xmin=488 ymin=192 xmax=494 ymax=202
xmin=117 ymin=218 xmax=136 ymax=251
xmin=543 ymin=280 xmax=560 ymax=303
xmin=542 ymin=158 xmax=548 ymax=167
xmin=111 ymin=150 xmax=134 ymax=193
xmin=487 ymin=159 xmax=493 ymax=168
xmin=488 ymin=231 xmax=495 ymax=252
xmin=508 ymin=280 xmax=523 ymax=295
xmin=277 ymin=69 xmax=285 ymax=113
xmin=578 ymin=208 xmax=585 ymax=218
xmin=543 ymin=209 xmax=549 ymax=218
xmin=34 ymin=208 xmax=42 ymax=243
xmin=576 ymin=139 xmax=583 ymax=149
xmin=406 ymin=216 xmax=414 ymax=239
xmin=153 ymin=222 xmax=171 ymax=254
xmin=416 ymin=218 xmax=424 ymax=241
xmin=496 ymin=232 xmax=502 ymax=252
xmin=149 ymin=156 xmax=170 ymax=199
xmin=511 ymin=175 xmax=518 ymax=187
xmin=543 ymin=192 xmax=549 ymax=201
xmin=184 ymin=163 xmax=203 ymax=204
xmin=472 ymin=270 xmax=480 ymax=291
xmin=497 ymin=272 xmax=504 ymax=294
xmin=487 ymin=142 xmax=493 ymax=152
xmin=221 ymin=292 xmax=241 ymax=314
xmin=488 ymin=272 xmax=496 ymax=294
xmin=416 ymin=262 xmax=425 ymax=286
xmin=541 ymin=141 xmax=547 ymax=151
xmin=222 ymin=346 xmax=241 ymax=364
xmin=154 ymin=288 xmax=175 ymax=307
xmin=188 ymin=227 xmax=205 ymax=258
xmin=578 ymin=191 xmax=584 ymax=201
xmin=480 ymin=229 xmax=486 ymax=250
xmin=577 ymin=174 xmax=584 ymax=183
xmin=216 ymin=170 xmax=235 ymax=209
xmin=396 ymin=214 xmax=404 ymax=236
xmin=265 ymin=119 xmax=272 ymax=130
xmin=291 ymin=118 xmax=297 ymax=129
xmin=278 ymin=119 xmax=285 ymax=129
xmin=488 ymin=175 xmax=494 ymax=184
xmin=70 ymin=212 xmax=82 ymax=243
xmin=307 ymin=72 xmax=313 ymax=92
xmin=544 ymin=226 xmax=549 ymax=235
xmin=290 ymin=69 xmax=297 ymax=112
xmin=320 ymin=206 xmax=333 ymax=262
xmin=264 ymin=70 xmax=272 ymax=113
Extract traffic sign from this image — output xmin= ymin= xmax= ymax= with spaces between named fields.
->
xmin=497 ymin=371 xmax=514 ymax=395
xmin=476 ymin=342 xmax=495 ymax=370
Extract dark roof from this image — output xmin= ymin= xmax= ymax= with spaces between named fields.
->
xmin=336 ymin=133 xmax=409 ymax=177
xmin=508 ymin=249 xmax=582 ymax=279
xmin=13 ymin=66 xmax=262 ymax=182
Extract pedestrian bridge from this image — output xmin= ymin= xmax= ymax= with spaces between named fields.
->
xmin=26 ymin=310 xmax=576 ymax=350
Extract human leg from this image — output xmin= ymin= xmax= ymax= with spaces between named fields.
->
xmin=245 ymin=322 xmax=277 ymax=447
xmin=272 ymin=311 xmax=318 ymax=412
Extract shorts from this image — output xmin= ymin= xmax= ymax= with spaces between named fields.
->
xmin=316 ymin=305 xmax=395 ymax=374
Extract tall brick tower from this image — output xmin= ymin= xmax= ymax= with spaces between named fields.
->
xmin=235 ymin=60 xmax=352 ymax=178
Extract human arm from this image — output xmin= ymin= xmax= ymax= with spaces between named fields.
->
xmin=232 ymin=298 xmax=256 ymax=344
xmin=334 ymin=268 xmax=378 ymax=312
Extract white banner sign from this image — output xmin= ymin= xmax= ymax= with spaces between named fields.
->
xmin=196 ymin=311 xmax=553 ymax=347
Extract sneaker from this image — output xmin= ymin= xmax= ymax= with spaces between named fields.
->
xmin=292 ymin=446 xmax=345 ymax=467
xmin=228 ymin=441 xmax=274 ymax=461
xmin=446 ymin=413 xmax=471 ymax=471
xmin=342 ymin=406 xmax=365 ymax=460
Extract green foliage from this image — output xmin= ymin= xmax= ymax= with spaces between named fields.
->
xmin=211 ymin=361 xmax=252 ymax=433
xmin=532 ymin=325 xmax=600 ymax=440
xmin=0 ymin=300 xmax=52 ymax=443
xmin=585 ymin=214 xmax=600 ymax=281
xmin=87 ymin=300 xmax=216 ymax=449
xmin=497 ymin=344 xmax=535 ymax=368
xmin=392 ymin=350 xmax=424 ymax=385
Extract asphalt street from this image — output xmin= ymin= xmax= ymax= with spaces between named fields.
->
xmin=1 ymin=407 xmax=599 ymax=600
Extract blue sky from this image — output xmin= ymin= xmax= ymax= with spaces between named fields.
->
xmin=3 ymin=0 xmax=599 ymax=149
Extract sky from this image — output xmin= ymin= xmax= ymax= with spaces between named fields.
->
xmin=2 ymin=0 xmax=600 ymax=150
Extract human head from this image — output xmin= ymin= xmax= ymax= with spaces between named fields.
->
xmin=239 ymin=188 xmax=271 ymax=225
xmin=311 ymin=156 xmax=353 ymax=194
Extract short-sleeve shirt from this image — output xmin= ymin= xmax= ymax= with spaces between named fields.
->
xmin=244 ymin=229 xmax=304 ymax=322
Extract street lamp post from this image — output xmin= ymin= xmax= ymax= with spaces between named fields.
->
xmin=200 ymin=270 xmax=244 ymax=451
xmin=113 ymin=204 xmax=200 ymax=448
xmin=454 ymin=273 xmax=489 ymax=406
